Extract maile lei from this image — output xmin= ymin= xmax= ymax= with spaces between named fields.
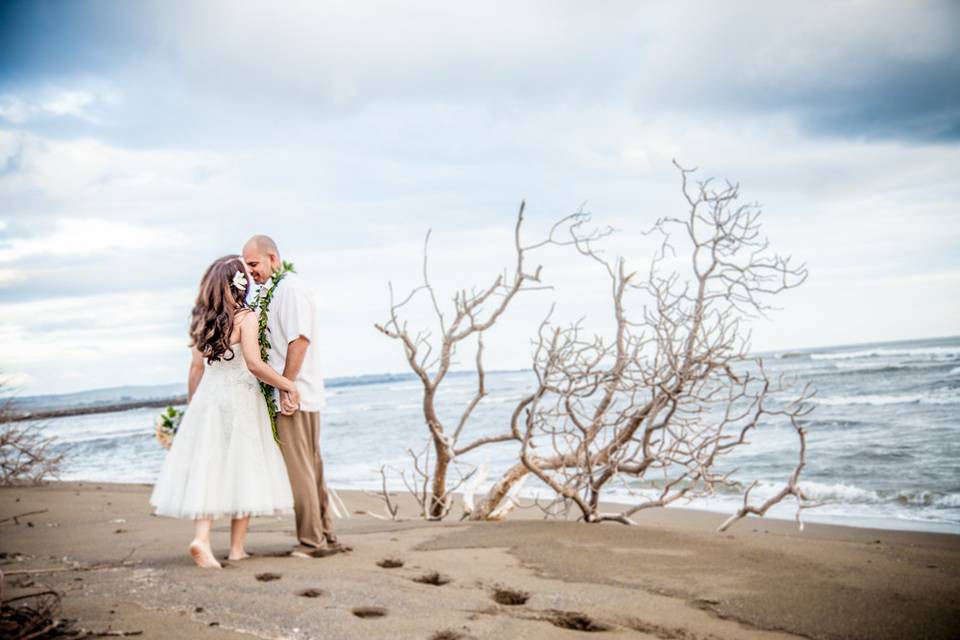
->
xmin=254 ymin=260 xmax=296 ymax=444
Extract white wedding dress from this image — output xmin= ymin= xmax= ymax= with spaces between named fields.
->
xmin=150 ymin=347 xmax=294 ymax=519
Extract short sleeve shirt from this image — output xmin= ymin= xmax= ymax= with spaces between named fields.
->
xmin=264 ymin=273 xmax=326 ymax=411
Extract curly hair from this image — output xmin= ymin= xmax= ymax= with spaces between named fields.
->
xmin=189 ymin=255 xmax=250 ymax=363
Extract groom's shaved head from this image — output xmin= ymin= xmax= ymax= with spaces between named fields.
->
xmin=243 ymin=235 xmax=282 ymax=285
xmin=245 ymin=234 xmax=279 ymax=256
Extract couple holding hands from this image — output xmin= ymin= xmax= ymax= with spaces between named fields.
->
xmin=150 ymin=235 xmax=339 ymax=568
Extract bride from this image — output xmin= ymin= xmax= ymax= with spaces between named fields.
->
xmin=150 ymin=255 xmax=295 ymax=568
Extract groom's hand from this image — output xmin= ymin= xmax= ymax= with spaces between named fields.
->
xmin=280 ymin=390 xmax=299 ymax=415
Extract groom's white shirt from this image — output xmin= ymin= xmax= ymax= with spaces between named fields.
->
xmin=264 ymin=272 xmax=327 ymax=411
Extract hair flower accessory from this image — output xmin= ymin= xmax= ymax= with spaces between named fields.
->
xmin=232 ymin=270 xmax=248 ymax=291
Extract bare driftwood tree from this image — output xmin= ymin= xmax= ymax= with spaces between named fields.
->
xmin=0 ymin=384 xmax=66 ymax=486
xmin=362 ymin=464 xmax=401 ymax=521
xmin=468 ymin=163 xmax=817 ymax=529
xmin=375 ymin=204 xmax=608 ymax=519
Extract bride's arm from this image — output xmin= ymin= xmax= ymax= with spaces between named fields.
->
xmin=237 ymin=312 xmax=298 ymax=394
xmin=187 ymin=346 xmax=204 ymax=402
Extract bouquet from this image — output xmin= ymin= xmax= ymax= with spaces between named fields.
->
xmin=154 ymin=406 xmax=184 ymax=450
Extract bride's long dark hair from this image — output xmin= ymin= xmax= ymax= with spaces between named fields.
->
xmin=189 ymin=255 xmax=250 ymax=363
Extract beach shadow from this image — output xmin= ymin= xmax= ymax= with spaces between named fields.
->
xmin=311 ymin=544 xmax=351 ymax=558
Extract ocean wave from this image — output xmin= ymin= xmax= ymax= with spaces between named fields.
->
xmin=788 ymin=361 xmax=959 ymax=379
xmin=804 ymin=418 xmax=869 ymax=430
xmin=931 ymin=493 xmax=960 ymax=508
xmin=560 ymin=480 xmax=960 ymax=527
xmin=809 ymin=346 xmax=960 ymax=361
xmin=812 ymin=391 xmax=959 ymax=406
xmin=950 ymin=366 xmax=960 ymax=376
xmin=832 ymin=361 xmax=905 ymax=371
xmin=831 ymin=360 xmax=955 ymax=372
xmin=357 ymin=402 xmax=422 ymax=412
xmin=796 ymin=481 xmax=878 ymax=503
xmin=50 ymin=429 xmax=151 ymax=447
xmin=731 ymin=480 xmax=960 ymax=509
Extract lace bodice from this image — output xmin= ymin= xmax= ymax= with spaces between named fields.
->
xmin=204 ymin=348 xmax=260 ymax=392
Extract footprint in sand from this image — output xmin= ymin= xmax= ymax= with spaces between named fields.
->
xmin=352 ymin=606 xmax=387 ymax=619
xmin=297 ymin=588 xmax=326 ymax=598
xmin=376 ymin=557 xmax=404 ymax=569
xmin=430 ymin=630 xmax=478 ymax=640
xmin=492 ymin=588 xmax=529 ymax=606
xmin=255 ymin=572 xmax=282 ymax=582
xmin=413 ymin=571 xmax=451 ymax=586
xmin=541 ymin=610 xmax=614 ymax=632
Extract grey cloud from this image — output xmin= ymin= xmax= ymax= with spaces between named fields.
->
xmin=3 ymin=2 xmax=959 ymax=145
xmin=0 ymin=248 xmax=206 ymax=302
xmin=0 ymin=139 xmax=23 ymax=176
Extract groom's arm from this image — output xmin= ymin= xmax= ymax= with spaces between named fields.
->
xmin=280 ymin=336 xmax=309 ymax=413
xmin=282 ymin=336 xmax=309 ymax=382
xmin=278 ymin=282 xmax=315 ymax=413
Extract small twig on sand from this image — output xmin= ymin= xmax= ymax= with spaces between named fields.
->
xmin=0 ymin=510 xmax=49 ymax=525
xmin=3 ymin=548 xmax=139 ymax=577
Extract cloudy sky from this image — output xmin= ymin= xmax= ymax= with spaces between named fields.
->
xmin=1 ymin=0 xmax=958 ymax=395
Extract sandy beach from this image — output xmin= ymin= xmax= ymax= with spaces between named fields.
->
xmin=1 ymin=482 xmax=958 ymax=639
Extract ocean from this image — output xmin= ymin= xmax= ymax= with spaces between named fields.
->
xmin=25 ymin=335 xmax=960 ymax=534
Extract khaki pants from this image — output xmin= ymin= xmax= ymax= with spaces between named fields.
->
xmin=276 ymin=410 xmax=334 ymax=550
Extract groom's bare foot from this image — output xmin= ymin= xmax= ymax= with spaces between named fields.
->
xmin=189 ymin=540 xmax=222 ymax=569
xmin=227 ymin=550 xmax=251 ymax=561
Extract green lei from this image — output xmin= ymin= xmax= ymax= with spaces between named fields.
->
xmin=254 ymin=260 xmax=296 ymax=444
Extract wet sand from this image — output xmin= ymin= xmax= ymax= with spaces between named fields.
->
xmin=1 ymin=482 xmax=958 ymax=639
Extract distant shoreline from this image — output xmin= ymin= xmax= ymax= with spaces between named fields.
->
xmin=1 ymin=369 xmax=505 ymax=417
xmin=2 ymin=396 xmax=187 ymax=423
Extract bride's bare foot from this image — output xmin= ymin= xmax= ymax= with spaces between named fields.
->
xmin=227 ymin=550 xmax=251 ymax=561
xmin=189 ymin=540 xmax=222 ymax=569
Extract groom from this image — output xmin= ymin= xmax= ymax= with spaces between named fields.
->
xmin=242 ymin=235 xmax=338 ymax=557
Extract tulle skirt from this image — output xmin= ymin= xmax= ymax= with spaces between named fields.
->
xmin=150 ymin=360 xmax=294 ymax=520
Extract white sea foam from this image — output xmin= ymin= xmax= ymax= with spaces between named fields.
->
xmin=830 ymin=361 xmax=946 ymax=372
xmin=724 ymin=481 xmax=960 ymax=509
xmin=587 ymin=481 xmax=960 ymax=533
xmin=831 ymin=361 xmax=901 ymax=371
xmin=810 ymin=346 xmax=960 ymax=361
xmin=692 ymin=480 xmax=880 ymax=504
xmin=797 ymin=481 xmax=879 ymax=503
xmin=936 ymin=493 xmax=960 ymax=508
xmin=812 ymin=391 xmax=959 ymax=406
xmin=600 ymin=480 xmax=960 ymax=513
